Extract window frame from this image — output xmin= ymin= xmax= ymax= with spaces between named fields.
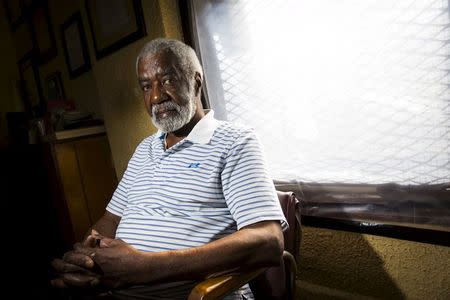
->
xmin=179 ymin=0 xmax=450 ymax=246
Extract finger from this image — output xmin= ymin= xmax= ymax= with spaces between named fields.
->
xmin=83 ymin=235 xmax=97 ymax=248
xmin=63 ymin=252 xmax=95 ymax=269
xmin=83 ymin=229 xmax=105 ymax=247
xmin=52 ymin=258 xmax=84 ymax=273
xmin=73 ymin=245 xmax=97 ymax=256
xmin=51 ymin=258 xmax=99 ymax=275
xmin=73 ymin=243 xmax=95 ymax=251
xmin=99 ymin=237 xmax=115 ymax=248
xmin=50 ymin=277 xmax=69 ymax=288
xmin=62 ymin=273 xmax=100 ymax=288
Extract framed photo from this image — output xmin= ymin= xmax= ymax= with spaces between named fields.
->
xmin=18 ymin=53 xmax=45 ymax=117
xmin=61 ymin=12 xmax=91 ymax=78
xmin=46 ymin=71 xmax=66 ymax=102
xmin=2 ymin=0 xmax=25 ymax=31
xmin=21 ymin=0 xmax=37 ymax=10
xmin=85 ymin=0 xmax=146 ymax=60
xmin=12 ymin=21 xmax=35 ymax=60
xmin=29 ymin=1 xmax=57 ymax=64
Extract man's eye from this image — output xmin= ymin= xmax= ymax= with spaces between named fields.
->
xmin=142 ymin=85 xmax=151 ymax=92
xmin=163 ymin=78 xmax=173 ymax=86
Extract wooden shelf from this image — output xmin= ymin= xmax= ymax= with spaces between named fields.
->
xmin=53 ymin=125 xmax=106 ymax=140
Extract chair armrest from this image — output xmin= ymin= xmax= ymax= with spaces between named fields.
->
xmin=187 ymin=268 xmax=266 ymax=300
xmin=283 ymin=251 xmax=298 ymax=299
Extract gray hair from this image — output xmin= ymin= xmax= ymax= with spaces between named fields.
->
xmin=136 ymin=38 xmax=203 ymax=80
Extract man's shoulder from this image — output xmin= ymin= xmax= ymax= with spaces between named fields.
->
xmin=133 ymin=133 xmax=158 ymax=154
xmin=139 ymin=133 xmax=157 ymax=146
xmin=214 ymin=120 xmax=255 ymax=140
xmin=211 ymin=122 xmax=259 ymax=149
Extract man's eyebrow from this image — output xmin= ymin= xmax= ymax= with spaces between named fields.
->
xmin=138 ymin=68 xmax=177 ymax=82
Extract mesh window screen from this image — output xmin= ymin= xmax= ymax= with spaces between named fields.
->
xmin=192 ymin=0 xmax=450 ymax=185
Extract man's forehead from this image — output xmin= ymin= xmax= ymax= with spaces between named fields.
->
xmin=138 ymin=51 xmax=180 ymax=74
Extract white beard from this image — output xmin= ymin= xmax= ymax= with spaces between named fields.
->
xmin=151 ymin=97 xmax=197 ymax=133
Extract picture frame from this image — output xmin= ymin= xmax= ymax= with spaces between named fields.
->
xmin=18 ymin=53 xmax=45 ymax=117
xmin=45 ymin=71 xmax=66 ymax=102
xmin=85 ymin=0 xmax=146 ymax=60
xmin=21 ymin=0 xmax=37 ymax=11
xmin=12 ymin=21 xmax=35 ymax=60
xmin=61 ymin=12 xmax=91 ymax=79
xmin=2 ymin=0 xmax=25 ymax=31
xmin=29 ymin=0 xmax=57 ymax=64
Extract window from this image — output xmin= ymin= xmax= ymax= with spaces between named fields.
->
xmin=188 ymin=0 xmax=450 ymax=235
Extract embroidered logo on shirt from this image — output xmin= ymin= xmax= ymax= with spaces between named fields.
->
xmin=187 ymin=163 xmax=201 ymax=168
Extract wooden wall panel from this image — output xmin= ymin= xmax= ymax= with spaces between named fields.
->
xmin=75 ymin=135 xmax=118 ymax=225
xmin=54 ymin=142 xmax=91 ymax=242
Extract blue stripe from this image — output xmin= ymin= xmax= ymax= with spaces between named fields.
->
xmin=120 ymin=213 xmax=235 ymax=230
xmin=120 ymin=221 xmax=234 ymax=238
xmin=118 ymin=229 xmax=212 ymax=245
xmin=152 ymin=179 xmax=222 ymax=190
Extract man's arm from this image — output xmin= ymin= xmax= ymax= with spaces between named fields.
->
xmin=88 ymin=211 xmax=121 ymax=239
xmin=73 ymin=220 xmax=283 ymax=288
xmin=143 ymin=220 xmax=284 ymax=281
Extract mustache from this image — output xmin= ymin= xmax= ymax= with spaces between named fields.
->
xmin=151 ymin=101 xmax=182 ymax=116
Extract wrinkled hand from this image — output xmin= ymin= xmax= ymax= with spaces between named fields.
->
xmin=74 ymin=236 xmax=144 ymax=289
xmin=50 ymin=230 xmax=103 ymax=289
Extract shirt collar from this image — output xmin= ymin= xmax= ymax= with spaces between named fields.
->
xmin=157 ymin=109 xmax=221 ymax=144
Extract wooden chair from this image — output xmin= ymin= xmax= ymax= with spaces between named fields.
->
xmin=188 ymin=191 xmax=302 ymax=300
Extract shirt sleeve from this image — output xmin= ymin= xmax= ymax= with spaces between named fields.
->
xmin=106 ymin=137 xmax=152 ymax=217
xmin=221 ymin=128 xmax=288 ymax=231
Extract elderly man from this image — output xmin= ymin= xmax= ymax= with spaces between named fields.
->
xmin=51 ymin=38 xmax=287 ymax=300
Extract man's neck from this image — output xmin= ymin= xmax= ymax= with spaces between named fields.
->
xmin=165 ymin=109 xmax=205 ymax=148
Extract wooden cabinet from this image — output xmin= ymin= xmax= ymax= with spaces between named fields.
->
xmin=45 ymin=129 xmax=117 ymax=248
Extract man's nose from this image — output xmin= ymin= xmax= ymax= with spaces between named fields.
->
xmin=150 ymin=83 xmax=167 ymax=104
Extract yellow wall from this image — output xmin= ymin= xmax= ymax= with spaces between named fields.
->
xmin=297 ymin=227 xmax=450 ymax=300
xmin=0 ymin=0 xmax=183 ymax=176
xmin=93 ymin=0 xmax=183 ymax=177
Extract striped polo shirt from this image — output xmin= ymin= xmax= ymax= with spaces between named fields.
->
xmin=106 ymin=110 xmax=287 ymax=300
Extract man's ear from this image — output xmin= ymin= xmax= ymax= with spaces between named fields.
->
xmin=194 ymin=72 xmax=202 ymax=96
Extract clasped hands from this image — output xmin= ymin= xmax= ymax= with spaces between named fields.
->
xmin=51 ymin=230 xmax=140 ymax=291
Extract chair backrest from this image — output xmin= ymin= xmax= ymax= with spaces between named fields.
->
xmin=249 ymin=191 xmax=302 ymax=300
